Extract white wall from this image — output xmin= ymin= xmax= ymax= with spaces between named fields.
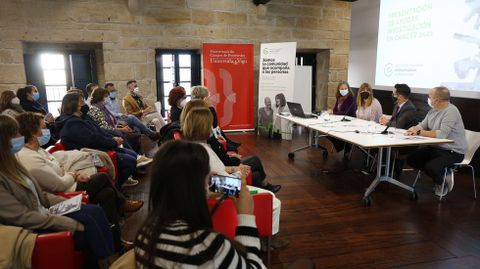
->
xmin=348 ymin=0 xmax=381 ymax=89
xmin=348 ymin=0 xmax=480 ymax=98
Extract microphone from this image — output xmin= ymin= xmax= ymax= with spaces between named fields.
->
xmin=341 ymin=116 xmax=351 ymax=122
xmin=339 ymin=97 xmax=355 ymax=122
xmin=381 ymin=121 xmax=395 ymax=135
xmin=380 ymin=124 xmax=390 ymax=135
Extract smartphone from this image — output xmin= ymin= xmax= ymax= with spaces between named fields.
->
xmin=209 ymin=175 xmax=242 ymax=196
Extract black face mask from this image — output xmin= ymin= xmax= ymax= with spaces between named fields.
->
xmin=392 ymin=96 xmax=398 ymax=103
xmin=360 ymin=92 xmax=370 ymax=100
xmin=80 ymin=104 xmax=90 ymax=115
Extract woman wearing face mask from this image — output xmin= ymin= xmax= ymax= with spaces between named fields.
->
xmin=328 ymin=82 xmax=357 ymax=156
xmin=55 ymin=92 xmax=141 ymax=190
xmin=16 ymin=85 xmax=52 ymax=119
xmin=15 ymin=112 xmax=144 ymax=251
xmin=0 ymin=90 xmax=25 ymax=118
xmin=167 ymin=86 xmax=187 ymax=123
xmin=17 ymin=85 xmax=57 ymax=146
xmin=88 ymin=88 xmax=145 ymax=154
xmin=134 ymin=140 xmax=266 ymax=268
xmin=355 ymin=82 xmax=383 ymax=122
xmin=333 ymin=81 xmax=357 ymax=117
xmin=102 ymin=84 xmax=161 ymax=141
xmin=0 ymin=114 xmax=118 ymax=268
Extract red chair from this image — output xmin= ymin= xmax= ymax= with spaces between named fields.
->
xmin=208 ymin=193 xmax=274 ymax=266
xmin=172 ymin=130 xmax=182 ymax=141
xmin=47 ymin=140 xmax=120 ymax=183
xmin=32 ymin=231 xmax=84 ymax=269
xmin=56 ymin=191 xmax=90 ymax=204
xmin=208 ymin=197 xmax=237 ymax=240
xmin=32 ymin=191 xmax=91 ymax=268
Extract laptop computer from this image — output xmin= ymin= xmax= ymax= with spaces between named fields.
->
xmin=287 ymin=102 xmax=317 ymax=119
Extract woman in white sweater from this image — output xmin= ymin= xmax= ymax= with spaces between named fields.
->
xmin=15 ymin=112 xmax=143 ymax=249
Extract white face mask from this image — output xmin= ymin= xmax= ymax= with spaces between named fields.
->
xmin=427 ymin=98 xmax=433 ymax=108
xmin=11 ymin=97 xmax=20 ymax=105
xmin=179 ymin=98 xmax=188 ymax=108
xmin=133 ymin=87 xmax=140 ymax=95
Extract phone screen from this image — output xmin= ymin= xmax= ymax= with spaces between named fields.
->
xmin=209 ymin=175 xmax=242 ymax=196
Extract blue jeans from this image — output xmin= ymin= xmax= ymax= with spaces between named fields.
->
xmin=67 ymin=204 xmax=115 ymax=260
xmin=119 ymin=114 xmax=154 ymax=135
xmin=114 ymin=147 xmax=137 ymax=188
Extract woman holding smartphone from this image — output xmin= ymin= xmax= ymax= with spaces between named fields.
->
xmin=135 ymin=140 xmax=266 ymax=268
xmin=180 ymin=106 xmax=286 ymax=249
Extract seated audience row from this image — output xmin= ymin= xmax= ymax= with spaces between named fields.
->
xmin=0 ymin=115 xmax=118 ymax=268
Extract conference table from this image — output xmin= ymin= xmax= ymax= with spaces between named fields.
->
xmin=278 ymin=114 xmax=453 ymax=206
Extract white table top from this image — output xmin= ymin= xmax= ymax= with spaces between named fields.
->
xmin=278 ymin=114 xmax=453 ymax=149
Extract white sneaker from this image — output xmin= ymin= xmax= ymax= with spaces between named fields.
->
xmin=434 ymin=184 xmax=448 ymax=197
xmin=136 ymin=155 xmax=153 ymax=168
xmin=123 ymin=177 xmax=139 ymax=187
xmin=445 ymin=169 xmax=454 ymax=192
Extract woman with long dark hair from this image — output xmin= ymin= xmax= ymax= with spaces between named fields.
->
xmin=135 ymin=140 xmax=266 ymax=268
xmin=0 ymin=115 xmax=117 ymax=268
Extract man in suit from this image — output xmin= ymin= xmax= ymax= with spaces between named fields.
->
xmin=379 ymin=83 xmax=419 ymax=129
xmin=379 ymin=83 xmax=421 ymax=179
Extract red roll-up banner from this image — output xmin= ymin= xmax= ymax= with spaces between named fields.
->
xmin=202 ymin=43 xmax=254 ymax=131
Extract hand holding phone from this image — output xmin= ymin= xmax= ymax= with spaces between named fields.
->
xmin=235 ymin=180 xmax=254 ymax=215
xmin=209 ymin=175 xmax=242 ymax=197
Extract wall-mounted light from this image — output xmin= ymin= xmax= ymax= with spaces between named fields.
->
xmin=253 ymin=0 xmax=271 ymax=6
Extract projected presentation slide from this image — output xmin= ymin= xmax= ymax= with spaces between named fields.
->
xmin=376 ymin=0 xmax=480 ymax=92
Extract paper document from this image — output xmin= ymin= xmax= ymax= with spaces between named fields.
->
xmin=48 ymin=194 xmax=82 ymax=216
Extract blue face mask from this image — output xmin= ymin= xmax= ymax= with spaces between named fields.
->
xmin=339 ymin=89 xmax=349 ymax=96
xmin=109 ymin=91 xmax=118 ymax=99
xmin=11 ymin=136 xmax=25 ymax=154
xmin=32 ymin=91 xmax=40 ymax=101
xmin=37 ymin=129 xmax=51 ymax=146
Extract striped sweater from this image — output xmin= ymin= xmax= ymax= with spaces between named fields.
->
xmin=135 ymin=214 xmax=266 ymax=269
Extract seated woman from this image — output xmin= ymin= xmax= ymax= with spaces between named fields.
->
xmin=168 ymin=86 xmax=187 ymax=123
xmin=17 ymin=85 xmax=56 ymax=146
xmin=356 ymin=82 xmax=383 ymax=122
xmin=181 ymin=99 xmax=281 ymax=193
xmin=135 ymin=140 xmax=266 ymax=268
xmin=0 ymin=90 xmax=25 ymax=118
xmin=15 ymin=112 xmax=144 ymax=247
xmin=180 ymin=106 xmax=284 ymax=247
xmin=191 ymin=85 xmax=241 ymax=151
xmin=328 ymin=81 xmax=357 ymax=155
xmin=55 ymin=92 xmax=140 ymax=189
xmin=88 ymin=88 xmax=142 ymax=154
xmin=0 ymin=115 xmax=117 ymax=268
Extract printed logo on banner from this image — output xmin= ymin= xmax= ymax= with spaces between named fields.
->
xmin=203 ymin=44 xmax=254 ymax=131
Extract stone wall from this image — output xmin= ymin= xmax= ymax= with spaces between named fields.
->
xmin=0 ymin=0 xmax=351 ymax=110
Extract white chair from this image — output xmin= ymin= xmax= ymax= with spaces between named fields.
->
xmin=413 ymin=129 xmax=480 ymax=200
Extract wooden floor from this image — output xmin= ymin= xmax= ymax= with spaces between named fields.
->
xmin=123 ymin=128 xmax=480 ymax=269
